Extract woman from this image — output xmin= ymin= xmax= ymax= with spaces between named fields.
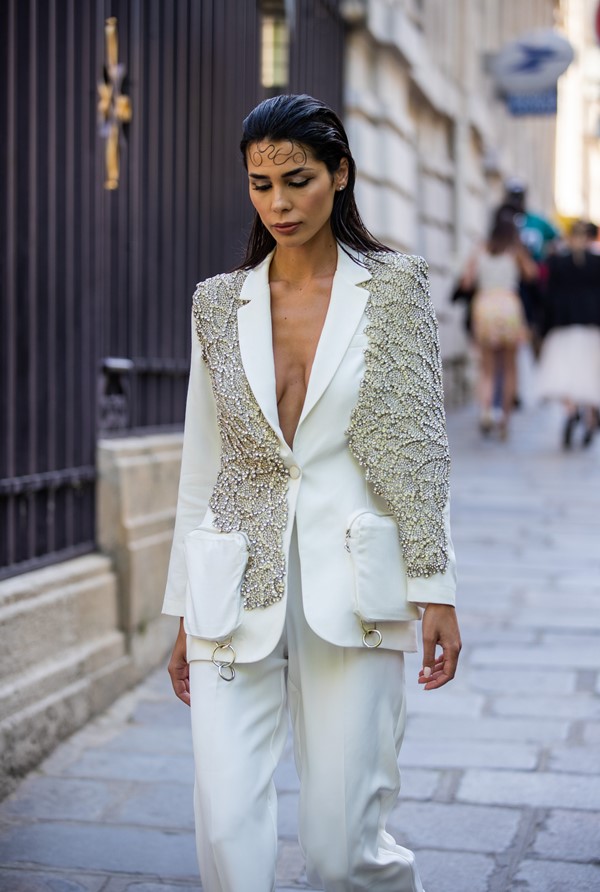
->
xmin=537 ymin=220 xmax=600 ymax=448
xmin=163 ymin=94 xmax=461 ymax=892
xmin=460 ymin=216 xmax=537 ymax=438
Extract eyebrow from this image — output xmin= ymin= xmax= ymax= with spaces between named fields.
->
xmin=248 ymin=167 xmax=312 ymax=180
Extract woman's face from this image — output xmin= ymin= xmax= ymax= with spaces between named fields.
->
xmin=246 ymin=140 xmax=348 ymax=249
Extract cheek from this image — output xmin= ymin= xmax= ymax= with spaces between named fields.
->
xmin=249 ymin=190 xmax=266 ymax=218
xmin=304 ymin=185 xmax=335 ymax=220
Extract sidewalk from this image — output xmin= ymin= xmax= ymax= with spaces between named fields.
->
xmin=1 ymin=402 xmax=599 ymax=892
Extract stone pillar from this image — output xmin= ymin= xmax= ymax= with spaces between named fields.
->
xmin=96 ymin=433 xmax=183 ymax=674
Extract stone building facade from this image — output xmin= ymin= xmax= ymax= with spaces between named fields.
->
xmin=343 ymin=0 xmax=560 ymax=398
xmin=555 ymin=0 xmax=600 ymax=225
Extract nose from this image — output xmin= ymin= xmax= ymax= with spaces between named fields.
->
xmin=271 ymin=186 xmax=292 ymax=214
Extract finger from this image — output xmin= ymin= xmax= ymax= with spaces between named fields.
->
xmin=418 ymin=666 xmax=445 ymax=685
xmin=171 ymin=675 xmax=191 ymax=706
xmin=443 ymin=645 xmax=460 ymax=682
xmin=422 ymin=647 xmax=461 ymax=690
xmin=418 ymin=656 xmax=444 ymax=676
xmin=174 ymin=681 xmax=191 ymax=706
xmin=421 ymin=635 xmax=438 ymax=679
xmin=418 ymin=663 xmax=444 ymax=680
xmin=168 ymin=662 xmax=191 ymax=706
xmin=440 ymin=635 xmax=461 ymax=680
xmin=422 ymin=668 xmax=453 ymax=690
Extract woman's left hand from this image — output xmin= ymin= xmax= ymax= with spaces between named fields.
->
xmin=418 ymin=604 xmax=462 ymax=690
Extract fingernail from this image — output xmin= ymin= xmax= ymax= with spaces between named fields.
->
xmin=423 ymin=666 xmax=432 ymax=678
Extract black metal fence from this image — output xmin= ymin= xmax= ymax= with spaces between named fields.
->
xmin=1 ymin=0 xmax=100 ymax=576
xmin=1 ymin=0 xmax=344 ymax=579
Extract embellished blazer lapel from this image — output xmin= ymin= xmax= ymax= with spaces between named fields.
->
xmin=236 ymin=252 xmax=283 ymax=441
xmin=297 ymin=244 xmax=371 ymax=428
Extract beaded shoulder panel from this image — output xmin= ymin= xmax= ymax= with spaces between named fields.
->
xmin=346 ymin=252 xmax=450 ymax=577
xmin=192 ymin=271 xmax=289 ymax=610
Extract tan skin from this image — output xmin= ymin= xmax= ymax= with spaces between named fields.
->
xmin=168 ymin=140 xmax=461 ymax=701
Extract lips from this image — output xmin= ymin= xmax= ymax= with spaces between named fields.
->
xmin=273 ymin=223 xmax=301 ymax=233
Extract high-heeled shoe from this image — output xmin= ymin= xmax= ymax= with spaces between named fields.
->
xmin=479 ymin=412 xmax=493 ymax=436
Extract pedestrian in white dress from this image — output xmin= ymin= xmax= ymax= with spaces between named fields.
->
xmin=460 ymin=218 xmax=537 ymax=438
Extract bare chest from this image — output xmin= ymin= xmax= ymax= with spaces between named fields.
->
xmin=270 ymin=278 xmax=333 ymax=445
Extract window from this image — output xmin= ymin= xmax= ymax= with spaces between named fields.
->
xmin=261 ymin=0 xmax=290 ymax=94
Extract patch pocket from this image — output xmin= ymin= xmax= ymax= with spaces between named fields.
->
xmin=183 ymin=527 xmax=248 ymax=640
xmin=345 ymin=511 xmax=420 ymax=623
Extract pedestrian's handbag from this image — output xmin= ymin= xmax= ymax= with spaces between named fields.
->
xmin=183 ymin=527 xmax=248 ymax=640
xmin=450 ymin=280 xmax=476 ymax=334
xmin=344 ymin=511 xmax=420 ymax=623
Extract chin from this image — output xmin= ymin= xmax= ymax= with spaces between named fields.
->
xmin=272 ymin=233 xmax=311 ymax=248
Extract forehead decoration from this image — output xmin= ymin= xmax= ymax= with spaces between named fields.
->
xmin=248 ymin=140 xmax=308 ymax=167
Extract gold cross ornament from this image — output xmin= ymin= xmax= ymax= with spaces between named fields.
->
xmin=97 ymin=17 xmax=132 ymax=190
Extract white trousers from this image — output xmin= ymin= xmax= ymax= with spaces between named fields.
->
xmin=189 ymin=529 xmax=425 ymax=892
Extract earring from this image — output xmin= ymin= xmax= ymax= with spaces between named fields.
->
xmin=338 ymin=185 xmax=345 ymax=191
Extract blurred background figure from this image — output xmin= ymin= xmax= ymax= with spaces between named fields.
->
xmin=586 ymin=221 xmax=600 ymax=254
xmin=459 ymin=217 xmax=538 ymax=439
xmin=536 ymin=220 xmax=600 ymax=449
xmin=497 ymin=177 xmax=561 ymax=355
xmin=500 ymin=177 xmax=561 ymax=265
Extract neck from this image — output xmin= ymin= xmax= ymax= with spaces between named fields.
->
xmin=269 ymin=229 xmax=338 ymax=285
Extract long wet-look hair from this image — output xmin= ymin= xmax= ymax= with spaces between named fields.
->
xmin=237 ymin=93 xmax=391 ymax=269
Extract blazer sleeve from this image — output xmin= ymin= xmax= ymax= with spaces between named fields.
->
xmin=406 ymin=494 xmax=457 ymax=607
xmin=162 ymin=313 xmax=221 ymax=617
xmin=405 ymin=254 xmax=457 ymax=607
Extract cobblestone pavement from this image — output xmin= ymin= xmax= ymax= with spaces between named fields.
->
xmin=1 ymin=401 xmax=600 ymax=892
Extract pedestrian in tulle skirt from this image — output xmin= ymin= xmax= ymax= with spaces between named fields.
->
xmin=536 ymin=221 xmax=600 ymax=448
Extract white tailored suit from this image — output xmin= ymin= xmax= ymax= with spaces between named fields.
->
xmin=162 ymin=243 xmax=457 ymax=892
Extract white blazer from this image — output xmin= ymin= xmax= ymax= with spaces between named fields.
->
xmin=163 ymin=243 xmax=457 ymax=664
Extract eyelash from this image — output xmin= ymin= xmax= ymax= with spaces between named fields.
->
xmin=252 ymin=179 xmax=310 ymax=192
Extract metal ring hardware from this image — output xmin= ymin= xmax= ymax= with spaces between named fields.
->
xmin=217 ymin=664 xmax=235 ymax=682
xmin=361 ymin=625 xmax=383 ymax=648
xmin=211 ymin=638 xmax=237 ymax=682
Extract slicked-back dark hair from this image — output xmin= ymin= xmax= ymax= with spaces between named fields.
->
xmin=237 ymin=94 xmax=391 ymax=268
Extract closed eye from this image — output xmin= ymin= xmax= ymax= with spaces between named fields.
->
xmin=251 ymin=178 xmax=311 ymax=192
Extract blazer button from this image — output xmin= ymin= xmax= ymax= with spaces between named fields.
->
xmin=288 ymin=465 xmax=301 ymax=479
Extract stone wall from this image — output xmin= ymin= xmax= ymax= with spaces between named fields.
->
xmin=0 ymin=555 xmax=130 ymax=799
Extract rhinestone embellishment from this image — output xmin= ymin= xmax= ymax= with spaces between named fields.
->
xmin=346 ymin=253 xmax=450 ymax=577
xmin=192 ymin=271 xmax=289 ymax=610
